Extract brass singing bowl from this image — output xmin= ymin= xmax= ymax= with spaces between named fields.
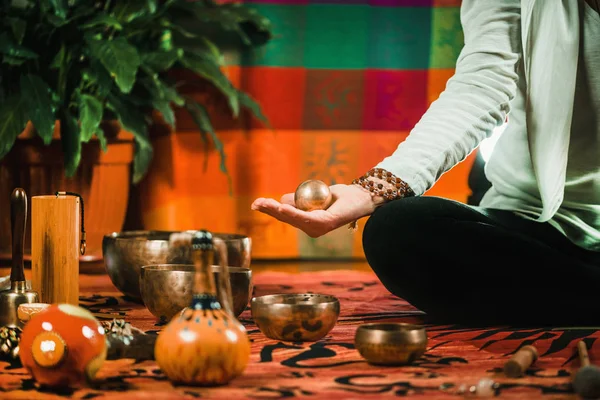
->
xmin=139 ymin=264 xmax=252 ymax=322
xmin=354 ymin=323 xmax=428 ymax=366
xmin=103 ymin=230 xmax=251 ymax=302
xmin=17 ymin=303 xmax=50 ymax=324
xmin=251 ymin=294 xmax=340 ymax=342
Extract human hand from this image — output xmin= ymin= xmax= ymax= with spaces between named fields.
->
xmin=251 ymin=184 xmax=381 ymax=238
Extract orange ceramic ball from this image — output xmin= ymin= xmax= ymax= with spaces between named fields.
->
xmin=19 ymin=304 xmax=107 ymax=388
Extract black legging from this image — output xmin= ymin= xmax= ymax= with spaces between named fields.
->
xmin=362 ymin=196 xmax=600 ymax=326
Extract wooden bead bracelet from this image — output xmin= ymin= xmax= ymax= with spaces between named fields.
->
xmin=352 ymin=168 xmax=415 ymax=201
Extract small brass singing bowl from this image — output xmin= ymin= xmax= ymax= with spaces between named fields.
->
xmin=251 ymin=294 xmax=340 ymax=342
xmin=139 ymin=264 xmax=252 ymax=322
xmin=354 ymin=323 xmax=428 ymax=366
xmin=17 ymin=303 xmax=50 ymax=324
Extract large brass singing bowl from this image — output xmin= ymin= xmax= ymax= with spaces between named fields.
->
xmin=139 ymin=264 xmax=253 ymax=322
xmin=354 ymin=323 xmax=428 ymax=366
xmin=103 ymin=230 xmax=251 ymax=302
xmin=251 ymin=294 xmax=340 ymax=342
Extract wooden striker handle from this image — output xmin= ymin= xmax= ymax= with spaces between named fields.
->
xmin=10 ymin=188 xmax=27 ymax=282
xmin=578 ymin=341 xmax=591 ymax=368
xmin=504 ymin=345 xmax=539 ymax=378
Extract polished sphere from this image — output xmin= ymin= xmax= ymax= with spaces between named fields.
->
xmin=294 ymin=180 xmax=333 ymax=211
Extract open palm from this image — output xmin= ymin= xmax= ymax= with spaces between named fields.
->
xmin=251 ymin=184 xmax=377 ymax=238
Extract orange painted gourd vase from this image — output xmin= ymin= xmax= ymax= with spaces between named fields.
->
xmin=155 ymin=230 xmax=251 ymax=386
xmin=19 ymin=304 xmax=107 ymax=388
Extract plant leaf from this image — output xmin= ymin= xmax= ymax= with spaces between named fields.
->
xmin=96 ymin=124 xmax=108 ymax=152
xmin=132 ymin=140 xmax=153 ymax=184
xmin=78 ymin=93 xmax=103 ymax=142
xmin=70 ymin=3 xmax=97 ymax=20
xmin=50 ymin=44 xmax=65 ymax=69
xmin=154 ymin=100 xmax=175 ymax=128
xmin=106 ymin=94 xmax=148 ymax=143
xmin=46 ymin=14 xmax=69 ymax=27
xmin=86 ymin=35 xmax=141 ymax=94
xmin=81 ymin=14 xmax=123 ymax=31
xmin=0 ymin=32 xmax=38 ymax=59
xmin=160 ymin=18 xmax=198 ymax=39
xmin=185 ymin=100 xmax=228 ymax=175
xmin=139 ymin=74 xmax=180 ymax=128
xmin=238 ymin=91 xmax=270 ymax=126
xmin=9 ymin=18 xmax=26 ymax=44
xmin=2 ymin=55 xmax=25 ymax=65
xmin=86 ymin=59 xmax=114 ymax=97
xmin=20 ymin=74 xmax=56 ymax=145
xmin=0 ymin=94 xmax=27 ymax=159
xmin=146 ymin=0 xmax=158 ymax=14
xmin=106 ymin=94 xmax=152 ymax=183
xmin=140 ymin=48 xmax=180 ymax=71
xmin=158 ymin=29 xmax=174 ymax=52
xmin=48 ymin=0 xmax=68 ymax=20
xmin=60 ymin=110 xmax=82 ymax=177
xmin=182 ymin=37 xmax=222 ymax=65
xmin=175 ymin=3 xmax=272 ymax=46
xmin=111 ymin=0 xmax=155 ymax=23
xmin=180 ymin=55 xmax=239 ymax=117
xmin=141 ymin=73 xmax=184 ymax=106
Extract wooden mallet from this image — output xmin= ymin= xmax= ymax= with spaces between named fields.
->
xmin=504 ymin=345 xmax=539 ymax=378
xmin=573 ymin=341 xmax=600 ymax=399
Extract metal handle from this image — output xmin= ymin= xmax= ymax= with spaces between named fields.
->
xmin=10 ymin=188 xmax=27 ymax=282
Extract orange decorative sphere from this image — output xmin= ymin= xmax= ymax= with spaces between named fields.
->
xmin=19 ymin=304 xmax=107 ymax=388
xmin=155 ymin=305 xmax=251 ymax=386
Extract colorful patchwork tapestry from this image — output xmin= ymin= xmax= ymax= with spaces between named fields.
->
xmin=137 ymin=0 xmax=476 ymax=259
xmin=0 ymin=271 xmax=595 ymax=399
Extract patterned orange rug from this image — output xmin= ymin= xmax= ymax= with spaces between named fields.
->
xmin=0 ymin=271 xmax=597 ymax=399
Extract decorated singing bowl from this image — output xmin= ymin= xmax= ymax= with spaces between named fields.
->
xmin=251 ymin=294 xmax=340 ymax=342
xmin=354 ymin=323 xmax=428 ymax=365
xmin=103 ymin=230 xmax=251 ymax=301
xmin=140 ymin=264 xmax=253 ymax=322
xmin=17 ymin=303 xmax=50 ymax=324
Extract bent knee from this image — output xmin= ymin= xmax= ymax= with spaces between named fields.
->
xmin=362 ymin=196 xmax=464 ymax=266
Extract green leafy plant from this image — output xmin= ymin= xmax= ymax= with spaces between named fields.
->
xmin=0 ymin=0 xmax=272 ymax=183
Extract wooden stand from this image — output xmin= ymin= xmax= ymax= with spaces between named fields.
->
xmin=31 ymin=195 xmax=80 ymax=305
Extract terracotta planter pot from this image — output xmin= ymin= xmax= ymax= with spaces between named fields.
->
xmin=0 ymin=121 xmax=134 ymax=264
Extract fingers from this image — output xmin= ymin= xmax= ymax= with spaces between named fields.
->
xmin=277 ymin=203 xmax=312 ymax=221
xmin=251 ymin=198 xmax=305 ymax=228
xmin=280 ymin=193 xmax=295 ymax=206
xmin=250 ymin=197 xmax=268 ymax=211
xmin=250 ymin=198 xmax=332 ymax=237
xmin=251 ymin=195 xmax=294 ymax=210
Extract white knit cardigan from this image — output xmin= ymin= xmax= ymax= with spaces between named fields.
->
xmin=376 ymin=0 xmax=581 ymax=222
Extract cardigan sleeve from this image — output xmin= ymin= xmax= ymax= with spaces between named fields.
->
xmin=374 ymin=0 xmax=522 ymax=195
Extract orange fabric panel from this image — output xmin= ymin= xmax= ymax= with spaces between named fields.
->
xmin=359 ymin=131 xmax=410 ymax=174
xmin=241 ymin=67 xmax=307 ymax=130
xmin=427 ymin=68 xmax=455 ymax=105
xmin=424 ymin=152 xmax=476 ymax=203
xmin=139 ymin=130 xmax=243 ymax=233
xmin=235 ymin=129 xmax=302 ymax=196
